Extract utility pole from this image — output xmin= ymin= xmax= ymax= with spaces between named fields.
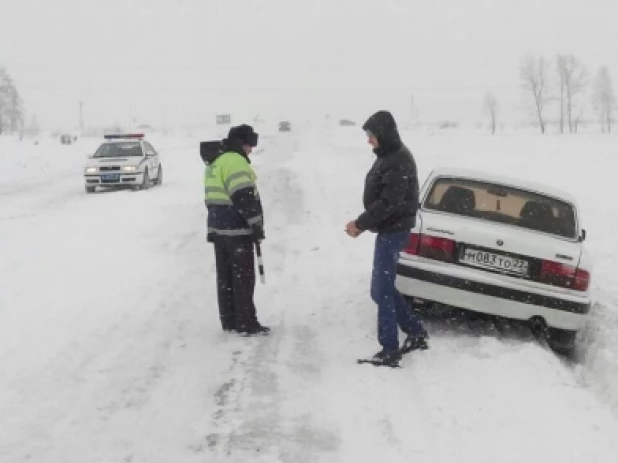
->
xmin=79 ymin=100 xmax=84 ymax=135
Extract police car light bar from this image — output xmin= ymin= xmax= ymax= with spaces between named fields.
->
xmin=104 ymin=133 xmax=145 ymax=140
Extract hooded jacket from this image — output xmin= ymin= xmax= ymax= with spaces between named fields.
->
xmin=202 ymin=136 xmax=264 ymax=239
xmin=355 ymin=111 xmax=419 ymax=233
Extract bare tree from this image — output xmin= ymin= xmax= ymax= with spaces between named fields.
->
xmin=556 ymin=54 xmax=588 ymax=132
xmin=573 ymin=106 xmax=585 ymax=133
xmin=0 ymin=71 xmax=6 ymax=135
xmin=6 ymin=85 xmax=24 ymax=132
xmin=520 ymin=55 xmax=551 ymax=134
xmin=483 ymin=91 xmax=498 ymax=134
xmin=592 ymin=66 xmax=615 ymax=133
xmin=556 ymin=55 xmax=566 ymax=133
xmin=0 ymin=67 xmax=24 ymax=135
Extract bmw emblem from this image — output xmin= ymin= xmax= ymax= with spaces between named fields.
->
xmin=497 ymin=239 xmax=504 ymax=246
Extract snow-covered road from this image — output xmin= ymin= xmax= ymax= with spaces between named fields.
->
xmin=1 ymin=127 xmax=617 ymax=462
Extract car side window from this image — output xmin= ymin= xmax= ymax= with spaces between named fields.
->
xmin=144 ymin=142 xmax=156 ymax=156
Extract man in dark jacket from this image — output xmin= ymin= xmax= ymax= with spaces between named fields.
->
xmin=202 ymin=124 xmax=269 ymax=335
xmin=346 ymin=110 xmax=428 ymax=364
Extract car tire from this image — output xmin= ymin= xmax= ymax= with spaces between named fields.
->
xmin=85 ymin=186 xmax=96 ymax=194
xmin=547 ymin=327 xmax=577 ymax=356
xmin=140 ymin=168 xmax=151 ymax=190
xmin=404 ymin=296 xmax=437 ymax=316
xmin=154 ymin=166 xmax=162 ymax=186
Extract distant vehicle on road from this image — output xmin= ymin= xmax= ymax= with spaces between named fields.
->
xmin=216 ymin=114 xmax=231 ymax=125
xmin=60 ymin=134 xmax=74 ymax=144
xmin=278 ymin=121 xmax=291 ymax=132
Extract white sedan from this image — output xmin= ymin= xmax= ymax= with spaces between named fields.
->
xmin=84 ymin=133 xmax=162 ymax=193
xmin=395 ymin=167 xmax=591 ymax=354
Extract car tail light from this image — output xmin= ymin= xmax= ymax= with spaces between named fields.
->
xmin=573 ymin=268 xmax=590 ymax=291
xmin=539 ymin=260 xmax=590 ymax=292
xmin=404 ymin=233 xmax=421 ymax=254
xmin=404 ymin=233 xmax=456 ymax=263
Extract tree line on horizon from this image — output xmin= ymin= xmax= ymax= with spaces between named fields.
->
xmin=484 ymin=54 xmax=615 ymax=135
xmin=3 ymin=57 xmax=616 ymax=137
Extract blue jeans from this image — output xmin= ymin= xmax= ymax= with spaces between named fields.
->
xmin=371 ymin=231 xmax=426 ymax=353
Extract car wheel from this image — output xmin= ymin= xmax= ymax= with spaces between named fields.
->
xmin=85 ymin=186 xmax=96 ymax=194
xmin=404 ymin=296 xmax=429 ymax=307
xmin=140 ymin=169 xmax=151 ymax=190
xmin=546 ymin=327 xmax=577 ymax=356
xmin=404 ymin=296 xmax=434 ymax=314
xmin=154 ymin=166 xmax=162 ymax=186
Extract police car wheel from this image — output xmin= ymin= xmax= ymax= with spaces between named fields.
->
xmin=155 ymin=166 xmax=162 ymax=185
xmin=85 ymin=186 xmax=96 ymax=194
xmin=141 ymin=169 xmax=151 ymax=190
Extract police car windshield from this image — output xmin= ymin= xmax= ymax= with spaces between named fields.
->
xmin=94 ymin=142 xmax=143 ymax=157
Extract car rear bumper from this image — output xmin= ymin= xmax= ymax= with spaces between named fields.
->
xmin=395 ymin=257 xmax=591 ymax=331
xmin=84 ymin=172 xmax=144 ymax=186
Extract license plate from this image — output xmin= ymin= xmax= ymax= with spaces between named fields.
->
xmin=101 ymin=174 xmax=120 ymax=181
xmin=460 ymin=248 xmax=529 ymax=276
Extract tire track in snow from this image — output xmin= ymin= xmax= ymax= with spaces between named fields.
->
xmin=283 ymin=130 xmax=417 ymax=460
xmin=196 ymin=133 xmax=301 ymax=461
xmin=197 ymin=130 xmax=341 ymax=461
xmin=2 ymin=262 xmax=193 ymax=461
xmin=194 ymin=325 xmax=287 ymax=460
xmin=202 ymin=313 xmax=339 ymax=462
xmin=193 ymin=348 xmax=245 ymax=454
xmin=0 ymin=186 xmax=225 ymax=463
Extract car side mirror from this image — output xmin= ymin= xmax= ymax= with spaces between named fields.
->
xmin=580 ymin=229 xmax=587 ymax=242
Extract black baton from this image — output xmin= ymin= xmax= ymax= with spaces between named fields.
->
xmin=255 ymin=242 xmax=265 ymax=284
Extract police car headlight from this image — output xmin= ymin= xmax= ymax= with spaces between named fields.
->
xmin=122 ymin=166 xmax=137 ymax=172
xmin=85 ymin=167 xmax=97 ymax=173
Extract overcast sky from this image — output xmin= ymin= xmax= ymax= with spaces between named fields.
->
xmin=1 ymin=0 xmax=617 ymax=130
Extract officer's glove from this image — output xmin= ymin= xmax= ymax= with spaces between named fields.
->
xmin=207 ymin=231 xmax=215 ymax=243
xmin=251 ymin=223 xmax=265 ymax=243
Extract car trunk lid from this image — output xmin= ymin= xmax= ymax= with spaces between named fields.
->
xmin=414 ymin=211 xmax=582 ymax=282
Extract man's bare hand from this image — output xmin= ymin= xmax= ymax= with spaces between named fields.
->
xmin=345 ymin=220 xmax=362 ymax=238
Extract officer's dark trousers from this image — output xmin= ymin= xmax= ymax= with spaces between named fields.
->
xmin=213 ymin=235 xmax=259 ymax=331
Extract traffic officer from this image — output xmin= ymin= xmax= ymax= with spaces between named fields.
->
xmin=202 ymin=124 xmax=269 ymax=335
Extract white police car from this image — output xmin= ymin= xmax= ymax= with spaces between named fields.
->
xmin=84 ymin=133 xmax=162 ymax=193
xmin=395 ymin=167 xmax=592 ymax=355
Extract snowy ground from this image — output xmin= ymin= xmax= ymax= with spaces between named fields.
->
xmin=1 ymin=126 xmax=618 ymax=462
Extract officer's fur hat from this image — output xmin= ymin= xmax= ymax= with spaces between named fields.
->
xmin=227 ymin=124 xmax=258 ymax=147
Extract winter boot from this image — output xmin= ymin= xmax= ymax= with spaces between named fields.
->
xmin=400 ymin=331 xmax=429 ymax=354
xmin=221 ymin=318 xmax=237 ymax=332
xmin=372 ymin=349 xmax=402 ymax=365
xmin=238 ymin=324 xmax=270 ymax=336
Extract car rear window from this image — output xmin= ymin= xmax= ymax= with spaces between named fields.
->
xmin=423 ymin=177 xmax=577 ymax=239
xmin=94 ymin=142 xmax=143 ymax=157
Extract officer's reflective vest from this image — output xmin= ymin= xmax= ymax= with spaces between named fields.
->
xmin=204 ymin=151 xmax=262 ymax=236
